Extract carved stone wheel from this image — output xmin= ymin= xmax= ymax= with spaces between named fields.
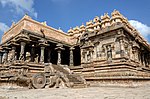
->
xmin=32 ymin=73 xmax=46 ymax=89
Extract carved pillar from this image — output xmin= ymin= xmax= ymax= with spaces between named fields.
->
xmin=39 ymin=39 xmax=49 ymax=64
xmin=128 ymin=42 xmax=133 ymax=61
xmin=7 ymin=40 xmax=18 ymax=62
xmin=111 ymin=45 xmax=115 ymax=59
xmin=106 ymin=45 xmax=112 ymax=63
xmin=142 ymin=53 xmax=145 ymax=66
xmin=19 ymin=42 xmax=26 ymax=61
xmin=81 ymin=49 xmax=85 ymax=63
xmin=136 ymin=49 xmax=140 ymax=62
xmin=57 ymin=50 xmax=61 ymax=65
xmin=11 ymin=46 xmax=16 ymax=61
xmin=69 ymin=47 xmax=74 ymax=66
xmin=40 ymin=46 xmax=45 ymax=63
xmin=89 ymin=47 xmax=94 ymax=62
xmin=117 ymin=29 xmax=125 ymax=58
xmin=145 ymin=54 xmax=148 ymax=66
xmin=120 ymin=39 xmax=124 ymax=57
xmin=15 ymin=32 xmax=30 ymax=61
xmin=138 ymin=52 xmax=142 ymax=65
xmin=55 ymin=44 xmax=64 ymax=66
xmin=2 ymin=50 xmax=8 ymax=64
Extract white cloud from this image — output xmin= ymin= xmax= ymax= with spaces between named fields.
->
xmin=129 ymin=20 xmax=150 ymax=41
xmin=0 ymin=0 xmax=37 ymax=18
xmin=0 ymin=22 xmax=9 ymax=33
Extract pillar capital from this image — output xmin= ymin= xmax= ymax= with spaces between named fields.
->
xmin=40 ymin=46 xmax=45 ymax=50
xmin=15 ymin=31 xmax=30 ymax=42
xmin=38 ymin=39 xmax=49 ymax=47
xmin=20 ymin=42 xmax=26 ymax=46
xmin=55 ymin=43 xmax=64 ymax=50
xmin=2 ymin=44 xmax=11 ymax=51
xmin=9 ymin=39 xmax=19 ymax=47
xmin=70 ymin=47 xmax=75 ymax=50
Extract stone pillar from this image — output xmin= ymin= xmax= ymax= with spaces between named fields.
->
xmin=57 ymin=50 xmax=61 ymax=65
xmin=111 ymin=45 xmax=115 ymax=59
xmin=55 ymin=44 xmax=64 ymax=66
xmin=38 ymin=39 xmax=49 ymax=64
xmin=107 ymin=45 xmax=112 ymax=63
xmin=2 ymin=50 xmax=8 ymax=64
xmin=120 ymin=39 xmax=124 ymax=57
xmin=138 ymin=52 xmax=142 ymax=65
xmin=69 ymin=47 xmax=74 ymax=66
xmin=145 ymin=54 xmax=148 ymax=66
xmin=47 ymin=49 xmax=51 ymax=63
xmin=89 ymin=47 xmax=94 ymax=62
xmin=142 ymin=53 xmax=145 ymax=66
xmin=19 ymin=42 xmax=26 ymax=61
xmin=0 ymin=52 xmax=3 ymax=64
xmin=40 ymin=46 xmax=45 ymax=63
xmin=11 ymin=46 xmax=16 ymax=61
xmin=136 ymin=50 xmax=140 ymax=62
xmin=81 ymin=49 xmax=84 ymax=63
xmin=128 ymin=44 xmax=132 ymax=60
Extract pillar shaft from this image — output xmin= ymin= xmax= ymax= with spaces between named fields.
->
xmin=40 ymin=46 xmax=45 ymax=63
xmin=69 ymin=47 xmax=74 ymax=66
xmin=11 ymin=46 xmax=16 ymax=61
xmin=142 ymin=53 xmax=145 ymax=66
xmin=19 ymin=42 xmax=26 ymax=60
xmin=55 ymin=44 xmax=64 ymax=66
xmin=120 ymin=39 xmax=124 ymax=57
xmin=57 ymin=50 xmax=61 ymax=65
xmin=2 ymin=50 xmax=8 ymax=64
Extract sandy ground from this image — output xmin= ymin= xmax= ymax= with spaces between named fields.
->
xmin=0 ymin=85 xmax=150 ymax=99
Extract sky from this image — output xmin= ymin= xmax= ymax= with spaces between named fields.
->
xmin=0 ymin=0 xmax=150 ymax=42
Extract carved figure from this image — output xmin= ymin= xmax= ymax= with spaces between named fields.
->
xmin=107 ymin=45 xmax=112 ymax=62
xmin=34 ymin=54 xmax=39 ymax=63
xmin=25 ymin=52 xmax=31 ymax=62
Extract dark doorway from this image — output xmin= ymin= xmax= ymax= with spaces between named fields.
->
xmin=73 ymin=46 xmax=81 ymax=66
xmin=50 ymin=43 xmax=58 ymax=65
xmin=61 ymin=46 xmax=69 ymax=65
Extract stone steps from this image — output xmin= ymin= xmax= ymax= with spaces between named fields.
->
xmin=51 ymin=64 xmax=86 ymax=88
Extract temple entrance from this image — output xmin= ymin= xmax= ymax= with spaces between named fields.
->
xmin=49 ymin=43 xmax=58 ymax=65
xmin=61 ymin=46 xmax=69 ymax=65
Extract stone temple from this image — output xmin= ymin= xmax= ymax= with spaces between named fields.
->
xmin=0 ymin=10 xmax=150 ymax=88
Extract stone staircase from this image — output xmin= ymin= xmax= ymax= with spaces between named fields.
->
xmin=51 ymin=64 xmax=87 ymax=88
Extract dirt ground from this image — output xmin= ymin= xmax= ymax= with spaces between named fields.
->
xmin=0 ymin=85 xmax=150 ymax=99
